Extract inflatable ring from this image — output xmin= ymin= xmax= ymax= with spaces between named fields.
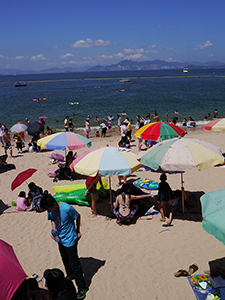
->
xmin=191 ymin=277 xmax=198 ymax=285
xmin=133 ymin=178 xmax=159 ymax=190
xmin=198 ymin=275 xmax=208 ymax=281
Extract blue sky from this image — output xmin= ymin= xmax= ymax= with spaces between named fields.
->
xmin=1 ymin=0 xmax=225 ymax=71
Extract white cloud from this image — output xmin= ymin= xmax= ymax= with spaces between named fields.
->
xmin=68 ymin=60 xmax=78 ymax=65
xmin=0 ymin=55 xmax=4 ymax=59
xmin=71 ymin=38 xmax=111 ymax=48
xmin=30 ymin=54 xmax=46 ymax=61
xmin=165 ymin=58 xmax=178 ymax=62
xmin=164 ymin=47 xmax=174 ymax=51
xmin=208 ymin=54 xmax=214 ymax=57
xmin=124 ymin=48 xmax=145 ymax=54
xmin=50 ymin=45 xmax=59 ymax=49
xmin=15 ymin=56 xmax=26 ymax=60
xmin=193 ymin=40 xmax=213 ymax=51
xmin=124 ymin=53 xmax=148 ymax=60
xmin=59 ymin=53 xmax=74 ymax=59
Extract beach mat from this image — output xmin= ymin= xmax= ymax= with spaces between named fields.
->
xmin=187 ymin=274 xmax=225 ymax=299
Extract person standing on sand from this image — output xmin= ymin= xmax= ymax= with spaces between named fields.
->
xmin=40 ymin=194 xmax=88 ymax=300
xmin=84 ymin=173 xmax=105 ymax=217
xmin=0 ymin=123 xmax=5 ymax=145
xmin=158 ymin=174 xmax=173 ymax=225
xmin=64 ymin=116 xmax=69 ymax=132
xmin=2 ymin=128 xmax=12 ymax=157
xmin=117 ymin=114 xmax=122 ymax=133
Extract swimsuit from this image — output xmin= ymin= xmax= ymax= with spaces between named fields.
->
xmin=113 ymin=193 xmax=138 ymax=221
xmin=4 ymin=141 xmax=11 ymax=150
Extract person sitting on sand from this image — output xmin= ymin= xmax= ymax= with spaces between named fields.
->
xmin=84 ymin=172 xmax=105 ymax=217
xmin=16 ymin=191 xmax=31 ymax=211
xmin=158 ymin=174 xmax=173 ymax=225
xmin=43 ymin=268 xmax=76 ymax=300
xmin=171 ymin=188 xmax=189 ymax=214
xmin=113 ymin=183 xmax=150 ymax=225
xmin=27 ymin=277 xmax=49 ymax=300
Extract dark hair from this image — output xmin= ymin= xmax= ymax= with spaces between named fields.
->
xmin=68 ymin=151 xmax=73 ymax=156
xmin=19 ymin=191 xmax=26 ymax=197
xmin=44 ymin=268 xmax=66 ymax=300
xmin=28 ymin=182 xmax=36 ymax=191
xmin=174 ymin=190 xmax=182 ymax=198
xmin=11 ymin=279 xmax=29 ymax=300
xmin=160 ymin=173 xmax=167 ymax=181
xmin=27 ymin=278 xmax=39 ymax=300
xmin=40 ymin=194 xmax=56 ymax=209
xmin=121 ymin=183 xmax=130 ymax=194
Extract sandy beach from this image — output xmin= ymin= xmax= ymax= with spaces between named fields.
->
xmin=1 ymin=128 xmax=225 ymax=300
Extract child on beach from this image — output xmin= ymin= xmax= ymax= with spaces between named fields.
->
xmin=158 ymin=174 xmax=173 ymax=225
xmin=16 ymin=191 xmax=31 ymax=211
xmin=14 ymin=133 xmax=23 ymax=153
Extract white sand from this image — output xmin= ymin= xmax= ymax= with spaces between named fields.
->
xmin=1 ymin=129 xmax=225 ymax=299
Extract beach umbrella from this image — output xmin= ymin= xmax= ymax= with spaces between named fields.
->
xmin=138 ymin=137 xmax=224 ymax=213
xmin=200 ymin=189 xmax=225 ymax=245
xmin=11 ymin=168 xmax=37 ymax=191
xmin=0 ymin=239 xmax=27 ymax=300
xmin=98 ymin=118 xmax=108 ymax=126
xmin=71 ymin=146 xmax=143 ymax=204
xmin=27 ymin=122 xmax=43 ymax=136
xmin=37 ymin=132 xmax=92 ymax=152
xmin=135 ymin=121 xmax=187 ymax=141
xmin=202 ymin=118 xmax=225 ymax=131
xmin=10 ymin=123 xmax=27 ymax=133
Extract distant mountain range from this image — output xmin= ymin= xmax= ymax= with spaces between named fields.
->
xmin=1 ymin=59 xmax=225 ymax=75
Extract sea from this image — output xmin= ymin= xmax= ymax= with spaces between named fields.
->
xmin=1 ymin=68 xmax=225 ymax=132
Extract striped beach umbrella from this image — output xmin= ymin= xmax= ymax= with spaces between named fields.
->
xmin=135 ymin=121 xmax=187 ymax=141
xmin=37 ymin=132 xmax=92 ymax=151
xmin=202 ymin=118 xmax=225 ymax=131
xmin=138 ymin=137 xmax=224 ymax=213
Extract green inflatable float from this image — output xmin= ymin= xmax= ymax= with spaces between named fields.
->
xmin=53 ymin=188 xmax=110 ymax=206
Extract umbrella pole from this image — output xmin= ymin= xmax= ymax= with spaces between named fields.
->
xmin=109 ymin=176 xmax=112 ymax=208
xmin=181 ymin=173 xmax=184 ymax=214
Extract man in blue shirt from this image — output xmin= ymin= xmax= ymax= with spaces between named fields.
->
xmin=40 ymin=194 xmax=87 ymax=299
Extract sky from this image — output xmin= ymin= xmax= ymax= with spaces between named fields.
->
xmin=1 ymin=0 xmax=225 ymax=71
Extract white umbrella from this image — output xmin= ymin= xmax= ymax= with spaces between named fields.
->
xmin=10 ymin=123 xmax=27 ymax=133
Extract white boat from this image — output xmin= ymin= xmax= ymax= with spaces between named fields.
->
xmin=183 ymin=68 xmax=188 ymax=73
xmin=119 ymin=78 xmax=131 ymax=83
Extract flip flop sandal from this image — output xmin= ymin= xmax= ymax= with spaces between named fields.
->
xmin=174 ymin=269 xmax=189 ymax=277
xmin=116 ymin=220 xmax=122 ymax=226
xmin=188 ymin=263 xmax=198 ymax=275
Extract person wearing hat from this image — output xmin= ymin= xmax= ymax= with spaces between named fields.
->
xmin=40 ymin=194 xmax=87 ymax=299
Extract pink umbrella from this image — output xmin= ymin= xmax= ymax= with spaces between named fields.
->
xmin=39 ymin=116 xmax=49 ymax=119
xmin=0 ymin=240 xmax=27 ymax=300
xmin=11 ymin=168 xmax=37 ymax=191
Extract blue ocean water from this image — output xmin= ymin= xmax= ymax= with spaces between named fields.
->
xmin=0 ymin=68 xmax=225 ymax=131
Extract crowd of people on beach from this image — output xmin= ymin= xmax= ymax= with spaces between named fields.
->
xmin=0 ymin=107 xmax=221 ymax=299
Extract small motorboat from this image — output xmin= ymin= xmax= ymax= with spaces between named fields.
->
xmin=183 ymin=68 xmax=188 ymax=73
xmin=119 ymin=78 xmax=131 ymax=83
xmin=14 ymin=81 xmax=27 ymax=87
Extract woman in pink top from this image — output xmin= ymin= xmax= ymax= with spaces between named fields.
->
xmin=16 ymin=191 xmax=31 ymax=211
xmin=85 ymin=119 xmax=90 ymax=139
xmin=84 ymin=173 xmax=105 ymax=217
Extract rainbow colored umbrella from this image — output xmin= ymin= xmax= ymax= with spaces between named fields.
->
xmin=37 ymin=132 xmax=92 ymax=151
xmin=138 ymin=137 xmax=224 ymax=213
xmin=135 ymin=121 xmax=187 ymax=141
xmin=202 ymin=118 xmax=225 ymax=131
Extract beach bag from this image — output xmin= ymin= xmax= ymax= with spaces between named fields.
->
xmin=31 ymin=190 xmax=44 ymax=213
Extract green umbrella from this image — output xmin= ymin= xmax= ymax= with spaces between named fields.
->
xmin=200 ymin=189 xmax=225 ymax=245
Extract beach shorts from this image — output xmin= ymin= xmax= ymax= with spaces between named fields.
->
xmin=4 ymin=142 xmax=12 ymax=150
xmin=113 ymin=205 xmax=138 ymax=221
